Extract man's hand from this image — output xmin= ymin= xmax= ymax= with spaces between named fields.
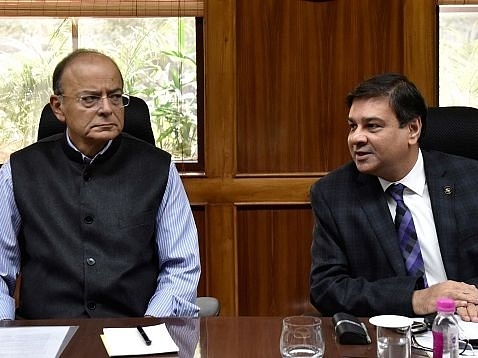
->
xmin=412 ymin=280 xmax=478 ymax=321
xmin=457 ymin=303 xmax=478 ymax=322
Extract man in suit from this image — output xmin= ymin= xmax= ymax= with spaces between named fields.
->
xmin=310 ymin=73 xmax=478 ymax=321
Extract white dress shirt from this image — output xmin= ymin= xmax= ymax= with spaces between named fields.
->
xmin=379 ymin=149 xmax=448 ymax=286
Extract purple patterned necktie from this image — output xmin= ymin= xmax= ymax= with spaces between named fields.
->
xmin=387 ymin=183 xmax=427 ymax=286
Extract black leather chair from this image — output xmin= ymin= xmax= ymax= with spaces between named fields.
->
xmin=37 ymin=95 xmax=155 ymax=145
xmin=420 ymin=106 xmax=478 ymax=160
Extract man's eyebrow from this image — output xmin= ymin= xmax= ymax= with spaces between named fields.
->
xmin=108 ymin=88 xmax=123 ymax=94
xmin=361 ymin=116 xmax=383 ymax=122
xmin=347 ymin=116 xmax=382 ymax=122
xmin=78 ymin=88 xmax=123 ymax=95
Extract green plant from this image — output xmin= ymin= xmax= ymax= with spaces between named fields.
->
xmin=0 ymin=19 xmax=70 ymax=162
xmin=440 ymin=11 xmax=478 ymax=106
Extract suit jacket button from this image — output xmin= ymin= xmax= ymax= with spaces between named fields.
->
xmin=84 ymin=215 xmax=94 ymax=224
xmin=86 ymin=257 xmax=96 ymax=266
xmin=87 ymin=301 xmax=96 ymax=310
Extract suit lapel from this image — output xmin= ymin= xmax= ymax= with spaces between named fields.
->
xmin=422 ymin=151 xmax=456 ymax=277
xmin=355 ymin=172 xmax=407 ymax=275
xmin=350 ymin=151 xmax=458 ymax=279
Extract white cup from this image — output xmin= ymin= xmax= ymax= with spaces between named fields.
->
xmin=369 ymin=315 xmax=413 ymax=358
xmin=280 ymin=316 xmax=325 ymax=358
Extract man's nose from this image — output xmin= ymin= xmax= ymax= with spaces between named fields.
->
xmin=349 ymin=127 xmax=367 ymax=143
xmin=98 ymin=96 xmax=113 ymax=112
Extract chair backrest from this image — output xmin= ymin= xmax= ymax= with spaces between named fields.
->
xmin=37 ymin=95 xmax=155 ymax=145
xmin=420 ymin=106 xmax=478 ymax=160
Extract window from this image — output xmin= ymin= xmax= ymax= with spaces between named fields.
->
xmin=0 ymin=2 xmax=203 ymax=172
xmin=439 ymin=5 xmax=478 ymax=107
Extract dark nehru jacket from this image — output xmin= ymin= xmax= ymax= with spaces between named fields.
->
xmin=10 ymin=133 xmax=171 ymax=319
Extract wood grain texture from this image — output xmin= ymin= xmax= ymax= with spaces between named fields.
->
xmin=237 ymin=205 xmax=316 ymax=316
xmin=236 ymin=0 xmax=419 ymax=174
xmin=404 ymin=0 xmax=438 ymax=105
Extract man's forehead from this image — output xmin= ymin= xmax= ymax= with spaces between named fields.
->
xmin=63 ymin=61 xmax=121 ymax=87
xmin=73 ymin=76 xmax=118 ymax=83
xmin=66 ymin=74 xmax=121 ymax=91
xmin=66 ymin=54 xmax=120 ymax=75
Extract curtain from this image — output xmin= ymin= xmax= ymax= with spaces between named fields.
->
xmin=0 ymin=0 xmax=203 ymax=17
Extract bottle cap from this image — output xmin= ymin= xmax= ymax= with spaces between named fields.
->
xmin=436 ymin=297 xmax=455 ymax=312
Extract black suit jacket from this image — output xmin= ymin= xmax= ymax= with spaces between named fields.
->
xmin=310 ymin=149 xmax=478 ymax=317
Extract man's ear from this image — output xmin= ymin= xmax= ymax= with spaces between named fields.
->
xmin=49 ymin=95 xmax=66 ymax=123
xmin=408 ymin=117 xmax=422 ymax=144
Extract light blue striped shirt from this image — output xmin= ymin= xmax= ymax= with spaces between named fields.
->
xmin=0 ymin=158 xmax=200 ymax=319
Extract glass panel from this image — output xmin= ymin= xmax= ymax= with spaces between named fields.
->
xmin=439 ymin=6 xmax=478 ymax=106
xmin=0 ymin=18 xmax=71 ymax=162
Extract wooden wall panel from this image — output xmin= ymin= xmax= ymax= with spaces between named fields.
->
xmin=236 ymin=0 xmax=411 ymax=174
xmin=203 ymin=204 xmax=238 ymax=315
xmin=236 ymin=205 xmax=316 ymax=316
xmin=404 ymin=0 xmax=438 ymax=105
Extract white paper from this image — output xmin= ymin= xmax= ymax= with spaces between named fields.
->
xmin=458 ymin=317 xmax=478 ymax=340
xmin=0 ymin=326 xmax=77 ymax=358
xmin=101 ymin=323 xmax=179 ymax=357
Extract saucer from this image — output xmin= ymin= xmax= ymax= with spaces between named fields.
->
xmin=369 ymin=315 xmax=413 ymax=328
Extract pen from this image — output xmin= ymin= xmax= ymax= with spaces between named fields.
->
xmin=136 ymin=325 xmax=152 ymax=346
xmin=361 ymin=322 xmax=371 ymax=344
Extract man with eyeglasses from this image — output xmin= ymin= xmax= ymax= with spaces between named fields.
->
xmin=0 ymin=49 xmax=201 ymax=319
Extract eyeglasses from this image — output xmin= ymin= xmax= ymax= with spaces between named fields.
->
xmin=59 ymin=93 xmax=130 ymax=109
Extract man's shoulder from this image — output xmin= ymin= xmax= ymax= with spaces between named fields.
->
xmin=423 ymin=149 xmax=478 ymax=170
xmin=120 ymin=133 xmax=171 ymax=159
xmin=312 ymin=161 xmax=358 ymax=188
xmin=11 ymin=133 xmax=62 ymax=159
xmin=310 ymin=161 xmax=366 ymax=200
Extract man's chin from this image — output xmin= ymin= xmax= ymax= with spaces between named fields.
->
xmin=354 ymin=161 xmax=378 ymax=175
xmin=89 ymin=128 xmax=121 ymax=140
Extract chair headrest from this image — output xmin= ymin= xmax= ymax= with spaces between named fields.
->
xmin=420 ymin=106 xmax=478 ymax=160
xmin=37 ymin=95 xmax=155 ymax=146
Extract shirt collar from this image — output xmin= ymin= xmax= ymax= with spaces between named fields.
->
xmin=378 ymin=149 xmax=426 ymax=196
xmin=65 ymin=129 xmax=112 ymax=164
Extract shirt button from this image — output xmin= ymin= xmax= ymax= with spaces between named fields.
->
xmin=86 ymin=257 xmax=96 ymax=266
xmin=84 ymin=215 xmax=94 ymax=224
xmin=87 ymin=301 xmax=96 ymax=310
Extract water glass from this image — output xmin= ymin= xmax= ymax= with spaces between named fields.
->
xmin=280 ymin=316 xmax=324 ymax=358
xmin=369 ymin=315 xmax=413 ymax=358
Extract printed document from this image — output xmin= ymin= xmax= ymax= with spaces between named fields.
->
xmin=0 ymin=325 xmax=78 ymax=358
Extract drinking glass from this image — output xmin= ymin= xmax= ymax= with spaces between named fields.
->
xmin=369 ymin=315 xmax=413 ymax=358
xmin=280 ymin=316 xmax=324 ymax=358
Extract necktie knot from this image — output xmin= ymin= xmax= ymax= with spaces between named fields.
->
xmin=387 ymin=183 xmax=406 ymax=203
